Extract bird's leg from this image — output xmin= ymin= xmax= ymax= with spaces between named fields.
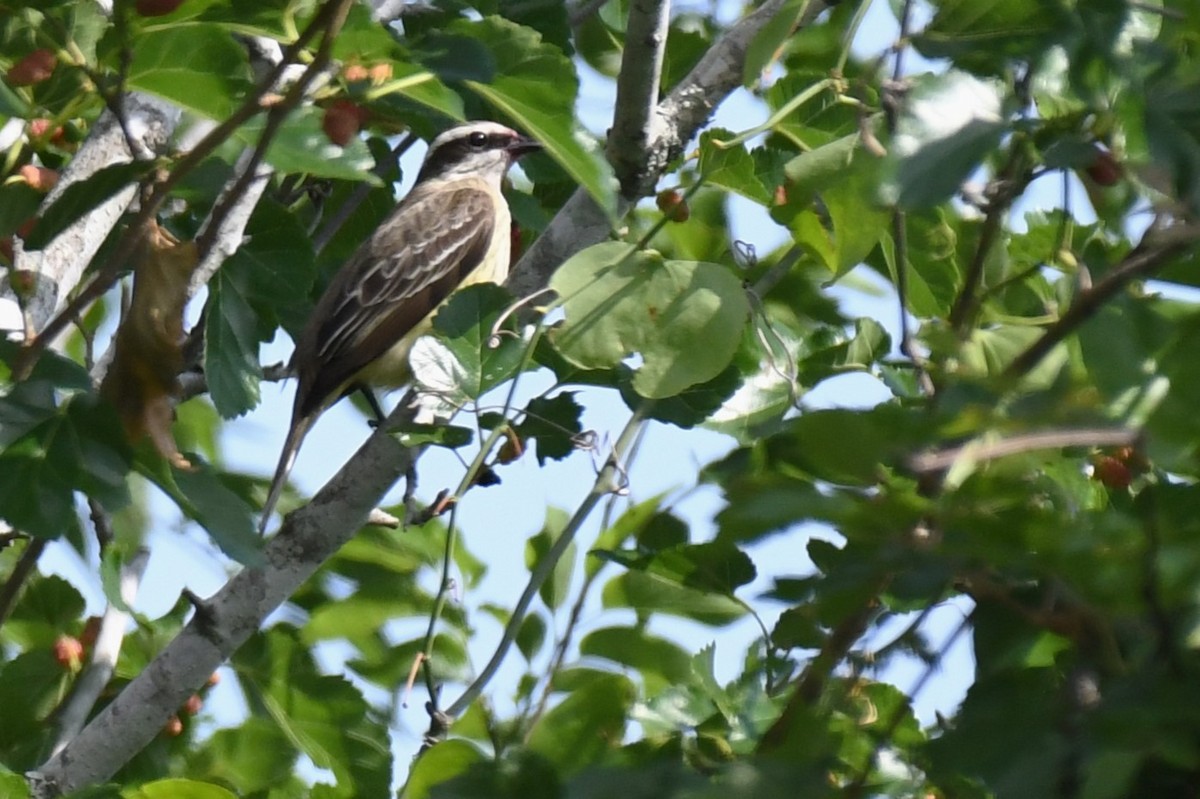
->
xmin=354 ymin=384 xmax=388 ymax=428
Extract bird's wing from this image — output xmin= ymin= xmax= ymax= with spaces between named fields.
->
xmin=295 ymin=184 xmax=497 ymax=418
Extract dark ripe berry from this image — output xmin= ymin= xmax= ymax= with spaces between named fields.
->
xmin=135 ymin=0 xmax=186 ymax=16
xmin=497 ymin=432 xmax=524 ymax=464
xmin=321 ymin=100 xmax=366 ymax=147
xmin=1092 ymin=456 xmax=1132 ymax=490
xmin=80 ymin=616 xmax=102 ymax=651
xmin=6 ymin=50 xmax=56 ymax=86
xmin=656 ymin=189 xmax=690 ymax=223
xmin=1085 ymin=148 xmax=1122 ymax=187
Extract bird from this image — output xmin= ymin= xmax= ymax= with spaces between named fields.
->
xmin=258 ymin=120 xmax=541 ymax=534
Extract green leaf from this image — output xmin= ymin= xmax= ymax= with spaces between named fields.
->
xmin=233 ymin=107 xmax=380 ymax=184
xmin=402 ymin=739 xmax=487 ymax=799
xmin=515 ymin=392 xmax=583 ymax=464
xmin=3 ymin=575 xmax=85 ymax=649
xmin=428 ymin=283 xmax=528 ymax=399
xmin=883 ymin=71 xmax=1008 ymax=209
xmin=186 ymin=718 xmax=298 ymax=794
xmin=127 ymin=24 xmax=252 ymax=119
xmin=220 ymin=199 xmax=317 ymax=338
xmin=123 ymin=779 xmax=238 ymax=799
xmin=204 ymin=273 xmax=262 ymax=419
xmin=914 ymin=0 xmax=1072 ymax=75
xmin=0 ymin=181 xmax=43 ymax=239
xmin=0 ymin=393 xmax=130 ymax=539
xmin=699 ymin=130 xmax=772 ymax=205
xmin=579 ymin=627 xmax=693 ymax=695
xmin=597 ymin=542 xmax=756 ymax=596
xmin=526 ymin=673 xmax=635 ymax=775
xmin=742 ymin=0 xmax=809 ymax=86
xmin=23 ymin=162 xmax=152 ymax=251
xmin=549 ymin=242 xmax=751 ymax=399
xmin=525 ymin=507 xmax=575 ymax=610
xmin=236 ymin=627 xmax=391 ymax=797
xmin=585 ymin=493 xmax=668 ymax=579
xmin=138 ymin=453 xmax=262 ymax=566
xmin=516 ymin=611 xmax=547 ymax=661
xmin=602 ymin=570 xmax=746 ymax=626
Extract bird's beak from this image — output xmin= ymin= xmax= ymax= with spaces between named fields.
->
xmin=507 ymin=135 xmax=542 ymax=159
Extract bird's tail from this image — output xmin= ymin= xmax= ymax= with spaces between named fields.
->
xmin=259 ymin=413 xmax=315 ymax=535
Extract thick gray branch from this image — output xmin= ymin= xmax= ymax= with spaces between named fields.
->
xmin=29 ymin=416 xmax=415 ymax=797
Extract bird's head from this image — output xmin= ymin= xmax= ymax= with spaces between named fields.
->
xmin=416 ymin=121 xmax=541 ymax=186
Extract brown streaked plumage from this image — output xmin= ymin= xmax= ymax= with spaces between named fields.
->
xmin=259 ymin=121 xmax=540 ymax=534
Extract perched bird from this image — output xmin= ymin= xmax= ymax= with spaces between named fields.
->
xmin=259 ymin=120 xmax=541 ymax=533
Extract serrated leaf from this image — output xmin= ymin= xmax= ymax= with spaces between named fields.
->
xmin=429 ymin=283 xmax=528 ymax=399
xmin=204 ymin=273 xmax=261 ymax=419
xmin=516 ymin=392 xmax=583 ymax=464
xmin=699 ymin=130 xmax=772 ymax=205
xmin=549 ymin=242 xmax=751 ymax=399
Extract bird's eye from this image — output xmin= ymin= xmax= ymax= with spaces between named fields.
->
xmin=468 ymin=131 xmax=488 ymax=148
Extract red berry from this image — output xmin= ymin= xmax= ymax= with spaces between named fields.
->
xmin=1092 ymin=456 xmax=1132 ymax=490
xmin=321 ymin=99 xmax=366 ymax=147
xmin=163 ymin=715 xmax=184 ymax=737
xmin=135 ymin=0 xmax=185 ymax=16
xmin=53 ymin=636 xmax=84 ymax=670
xmin=182 ymin=694 xmax=203 ymax=715
xmin=19 ymin=164 xmax=59 ymax=192
xmin=205 ymin=671 xmax=221 ymax=688
xmin=1085 ymin=149 xmax=1122 ymax=187
xmin=773 ymin=184 xmax=788 ymax=206
xmin=6 ymin=50 xmax=56 ymax=87
xmin=656 ymin=189 xmax=690 ymax=223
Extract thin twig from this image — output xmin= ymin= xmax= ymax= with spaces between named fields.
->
xmin=1004 ymin=219 xmax=1200 ymax=378
xmin=606 ymin=0 xmax=670 ymax=197
xmin=50 ymin=549 xmax=150 ymax=755
xmin=0 ymin=536 xmax=46 ymax=632
xmin=440 ymin=404 xmax=650 ymax=722
xmin=907 ymin=427 xmax=1140 ymax=475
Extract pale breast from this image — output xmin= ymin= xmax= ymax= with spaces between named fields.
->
xmin=356 ymin=199 xmax=512 ymax=388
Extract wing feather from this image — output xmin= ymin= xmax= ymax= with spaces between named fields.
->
xmin=293 ymin=184 xmax=497 ymax=418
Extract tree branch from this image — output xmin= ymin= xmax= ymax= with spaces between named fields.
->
xmin=50 ymin=549 xmax=150 ymax=755
xmin=508 ymin=0 xmax=828 ymax=297
xmin=1004 ymin=219 xmax=1200 ymax=379
xmin=28 ymin=413 xmax=417 ymax=797
xmin=606 ymin=0 xmax=670 ymax=196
